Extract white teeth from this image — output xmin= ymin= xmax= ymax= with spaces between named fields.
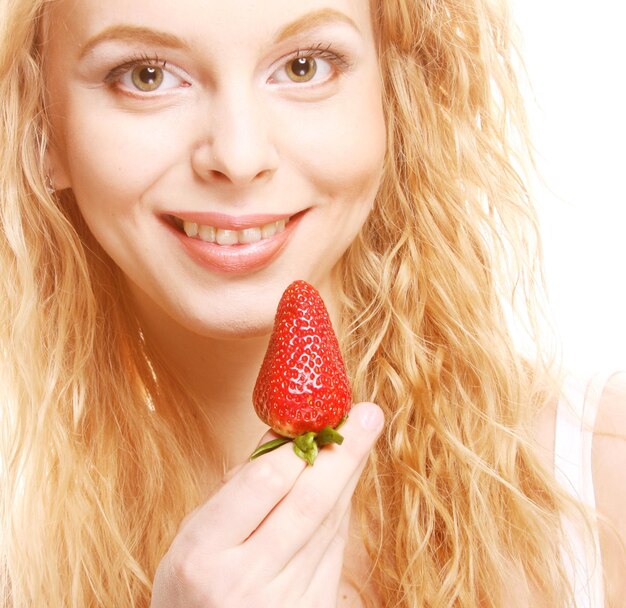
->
xmin=216 ymin=229 xmax=239 ymax=246
xmin=239 ymin=227 xmax=262 ymax=244
xmin=198 ymin=224 xmax=216 ymax=242
xmin=183 ymin=221 xmax=198 ymax=237
xmin=261 ymin=222 xmax=276 ymax=238
xmin=180 ymin=216 xmax=291 ymax=245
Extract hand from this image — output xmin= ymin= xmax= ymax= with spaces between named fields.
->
xmin=150 ymin=402 xmax=384 ymax=608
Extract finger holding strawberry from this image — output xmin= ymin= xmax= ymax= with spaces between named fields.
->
xmin=150 ymin=401 xmax=384 ymax=608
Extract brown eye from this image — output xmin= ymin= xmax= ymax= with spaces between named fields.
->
xmin=130 ymin=65 xmax=164 ymax=92
xmin=285 ymin=57 xmax=318 ymax=83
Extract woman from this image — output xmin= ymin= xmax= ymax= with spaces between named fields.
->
xmin=1 ymin=0 xmax=624 ymax=606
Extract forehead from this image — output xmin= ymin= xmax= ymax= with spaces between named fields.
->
xmin=46 ymin=0 xmax=375 ymax=55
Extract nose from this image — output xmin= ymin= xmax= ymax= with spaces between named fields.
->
xmin=191 ymin=85 xmax=279 ymax=187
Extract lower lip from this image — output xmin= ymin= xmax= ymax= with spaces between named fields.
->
xmin=163 ymin=213 xmax=304 ymax=274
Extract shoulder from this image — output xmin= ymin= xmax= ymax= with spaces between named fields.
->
xmin=532 ymin=370 xmax=626 ymax=606
xmin=592 ymin=371 xmax=626 ymax=606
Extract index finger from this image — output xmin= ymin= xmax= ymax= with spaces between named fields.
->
xmin=242 ymin=402 xmax=383 ymax=570
xmin=184 ymin=434 xmax=307 ymax=549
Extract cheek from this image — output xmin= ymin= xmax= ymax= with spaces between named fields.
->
xmin=278 ymin=84 xmax=386 ymax=203
xmin=61 ymin=97 xmax=186 ymax=210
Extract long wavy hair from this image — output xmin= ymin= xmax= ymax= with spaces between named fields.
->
xmin=1 ymin=0 xmax=595 ymax=606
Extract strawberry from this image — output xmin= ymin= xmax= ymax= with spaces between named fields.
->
xmin=250 ymin=280 xmax=352 ymax=465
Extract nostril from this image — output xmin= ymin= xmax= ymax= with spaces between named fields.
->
xmin=207 ymin=169 xmax=229 ymax=182
xmin=202 ymin=168 xmax=272 ymax=185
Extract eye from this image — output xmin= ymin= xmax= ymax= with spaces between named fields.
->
xmin=104 ymin=55 xmax=189 ymax=95
xmin=270 ymin=46 xmax=351 ymax=85
xmin=128 ymin=65 xmax=164 ymax=92
xmin=118 ymin=64 xmax=182 ymax=93
xmin=280 ymin=56 xmax=326 ymax=84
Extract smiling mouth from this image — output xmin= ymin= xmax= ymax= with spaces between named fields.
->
xmin=166 ymin=212 xmax=305 ymax=246
xmin=165 ymin=209 xmax=308 ymax=274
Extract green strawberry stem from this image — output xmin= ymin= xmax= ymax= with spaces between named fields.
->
xmin=249 ymin=437 xmax=291 ymax=460
xmin=315 ymin=425 xmax=344 ymax=447
xmin=249 ymin=416 xmax=348 ymax=464
xmin=293 ymin=432 xmax=318 ymax=466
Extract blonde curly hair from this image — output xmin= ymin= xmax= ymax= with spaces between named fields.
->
xmin=1 ymin=0 xmax=592 ymax=606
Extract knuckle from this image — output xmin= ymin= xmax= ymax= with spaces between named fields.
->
xmin=315 ymin=516 xmax=339 ymax=544
xmin=166 ymin=533 xmax=215 ymax=587
xmin=167 ymin=548 xmax=203 ymax=590
xmin=291 ymin=482 xmax=325 ymax=523
xmin=316 ymin=501 xmax=351 ymax=546
xmin=165 ymin=546 xmax=230 ymax=604
xmin=327 ymin=529 xmax=347 ymax=555
xmin=320 ymin=505 xmax=345 ymax=536
xmin=242 ymin=458 xmax=288 ymax=496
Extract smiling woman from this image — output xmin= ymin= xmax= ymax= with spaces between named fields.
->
xmin=1 ymin=0 xmax=625 ymax=607
xmin=43 ymin=0 xmax=384 ymax=338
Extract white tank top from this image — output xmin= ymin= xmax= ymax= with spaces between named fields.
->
xmin=554 ymin=372 xmax=614 ymax=608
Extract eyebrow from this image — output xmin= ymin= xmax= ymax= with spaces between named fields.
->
xmin=78 ymin=8 xmax=360 ymax=59
xmin=78 ymin=25 xmax=188 ymax=59
xmin=272 ymin=8 xmax=361 ymax=43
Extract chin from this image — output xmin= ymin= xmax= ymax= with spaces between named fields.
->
xmin=177 ymin=305 xmax=276 ymax=341
xmin=203 ymin=319 xmax=274 ymax=341
xmin=126 ymin=285 xmax=277 ymax=347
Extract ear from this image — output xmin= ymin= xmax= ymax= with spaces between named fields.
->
xmin=45 ymin=143 xmax=72 ymax=191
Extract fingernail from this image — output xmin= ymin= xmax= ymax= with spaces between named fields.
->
xmin=358 ymin=403 xmax=383 ymax=431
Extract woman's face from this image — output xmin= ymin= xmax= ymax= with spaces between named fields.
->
xmin=45 ymin=0 xmax=386 ymax=337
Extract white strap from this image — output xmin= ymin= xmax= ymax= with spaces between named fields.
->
xmin=554 ymin=371 xmax=614 ymax=607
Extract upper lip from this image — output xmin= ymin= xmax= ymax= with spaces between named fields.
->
xmin=164 ymin=210 xmax=300 ymax=231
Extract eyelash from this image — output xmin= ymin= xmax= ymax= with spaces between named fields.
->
xmin=104 ymin=52 xmax=170 ymax=87
xmin=103 ymin=43 xmax=353 ymax=94
xmin=291 ymin=42 xmax=353 ymax=72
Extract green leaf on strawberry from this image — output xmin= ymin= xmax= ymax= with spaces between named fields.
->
xmin=249 ymin=437 xmax=292 ymax=460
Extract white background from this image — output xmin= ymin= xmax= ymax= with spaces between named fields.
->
xmin=511 ymin=1 xmax=625 ymax=372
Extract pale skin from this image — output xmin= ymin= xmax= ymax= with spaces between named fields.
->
xmin=42 ymin=0 xmax=626 ymax=606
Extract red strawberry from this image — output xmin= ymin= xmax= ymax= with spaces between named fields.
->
xmin=250 ymin=280 xmax=352 ymax=465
